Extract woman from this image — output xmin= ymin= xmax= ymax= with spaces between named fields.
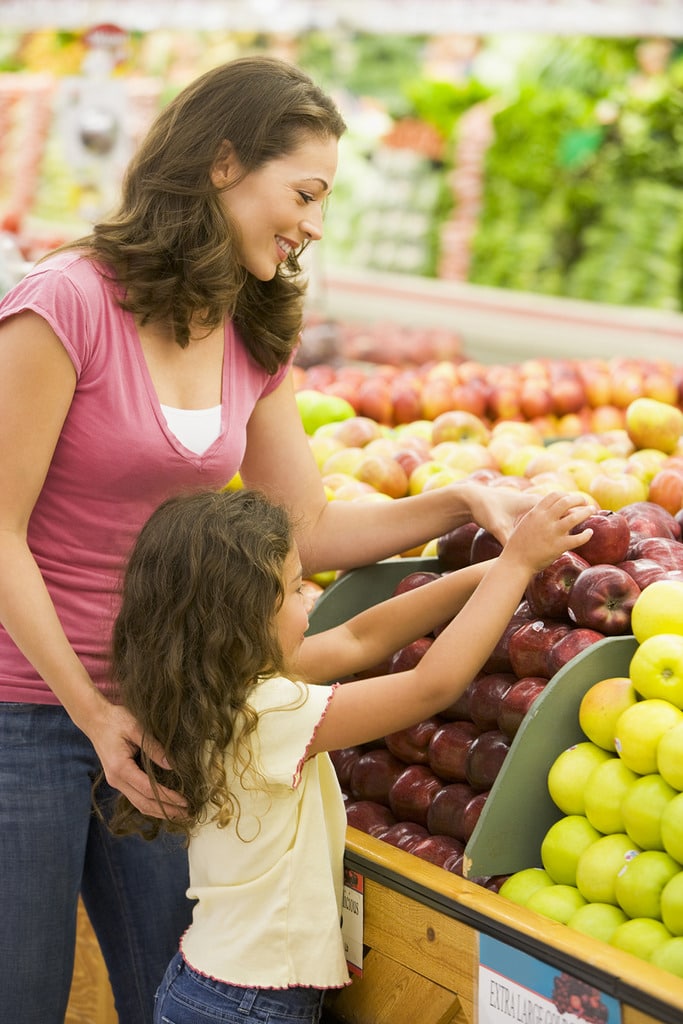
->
xmin=0 ymin=55 xmax=537 ymax=1022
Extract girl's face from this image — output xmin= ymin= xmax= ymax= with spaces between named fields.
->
xmin=212 ymin=134 xmax=338 ymax=281
xmin=274 ymin=545 xmax=310 ymax=671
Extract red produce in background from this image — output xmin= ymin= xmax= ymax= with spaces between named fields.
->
xmin=349 ymin=748 xmax=406 ymax=805
xmin=389 ymin=764 xmax=444 ymax=827
xmin=427 ymin=720 xmax=481 ymax=782
xmin=497 ymin=677 xmax=548 ymax=738
xmin=385 ymin=716 xmax=442 ymax=765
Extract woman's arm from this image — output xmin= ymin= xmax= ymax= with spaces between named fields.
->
xmin=240 ymin=369 xmax=539 ymax=575
xmin=306 ymin=492 xmax=593 ymax=755
xmin=0 ymin=311 xmax=183 ymax=818
xmin=298 ymin=560 xmax=492 ymax=685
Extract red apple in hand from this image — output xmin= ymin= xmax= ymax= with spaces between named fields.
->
xmin=470 ymin=527 xmax=503 ymax=564
xmin=497 ymin=677 xmax=548 ymax=738
xmin=436 ymin=522 xmax=480 ymax=571
xmin=548 ymin=628 xmax=605 ymax=675
xmin=526 ymin=551 xmax=591 ymax=620
xmin=468 ymin=672 xmax=517 ymax=731
xmin=385 ymin=716 xmax=442 ymax=765
xmin=465 ymin=730 xmax=511 ymax=791
xmin=426 ymin=782 xmax=479 ymax=840
xmin=428 ymin=720 xmax=480 ymax=782
xmin=349 ymin=748 xmax=407 ymax=804
xmin=567 ymin=564 xmax=641 ymax=635
xmin=345 ymin=800 xmax=396 ymax=837
xmin=570 ymin=509 xmax=630 ymax=565
xmin=508 ymin=619 xmax=571 ymax=679
xmin=389 ymin=765 xmax=444 ymax=827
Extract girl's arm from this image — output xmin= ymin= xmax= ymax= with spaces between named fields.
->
xmin=0 ymin=311 xmax=184 ymax=818
xmin=306 ymin=492 xmax=593 ymax=756
xmin=298 ymin=560 xmax=492 ymax=685
xmin=240 ymin=369 xmax=540 ymax=575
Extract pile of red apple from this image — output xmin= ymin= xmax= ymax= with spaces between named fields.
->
xmin=333 ymin=504 xmax=683 ymax=886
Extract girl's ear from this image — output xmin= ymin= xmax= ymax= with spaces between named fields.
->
xmin=210 ymin=140 xmax=240 ymax=188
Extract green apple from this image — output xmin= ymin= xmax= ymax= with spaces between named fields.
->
xmin=579 ymin=676 xmax=639 ymax=752
xmin=610 ymin=917 xmax=673 ymax=961
xmin=498 ymin=867 xmax=555 ymax=907
xmin=650 ymin=936 xmax=683 ymax=978
xmin=625 ymin=396 xmax=683 ymax=455
xmin=614 ymin=849 xmax=680 ymax=919
xmin=629 ymin=635 xmax=683 ymax=710
xmin=526 ymin=884 xmax=587 ymax=924
xmin=661 ymin=871 xmax=683 ymax=936
xmin=576 ymin=833 xmax=641 ymax=905
xmin=614 ymin=698 xmax=683 ymax=774
xmin=621 ymin=773 xmax=677 ymax=850
xmin=547 ymin=743 xmax=614 ymax=815
xmin=657 ymin=722 xmax=683 ymax=791
xmin=631 ymin=580 xmax=683 ymax=645
xmin=540 ymin=814 xmax=602 ymax=886
xmin=567 ymin=902 xmax=629 ymax=943
xmin=584 ymin=758 xmax=639 ymax=834
xmin=295 ymin=389 xmax=355 ymax=435
xmin=661 ymin=792 xmax=683 ymax=864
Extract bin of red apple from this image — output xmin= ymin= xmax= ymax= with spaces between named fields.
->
xmin=310 ymin=503 xmax=683 ymax=887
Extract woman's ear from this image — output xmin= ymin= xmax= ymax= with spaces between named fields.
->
xmin=210 ymin=140 xmax=239 ymax=188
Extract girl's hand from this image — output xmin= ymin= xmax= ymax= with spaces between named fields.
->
xmin=88 ymin=702 xmax=188 ymax=819
xmin=463 ymin=484 xmax=542 ymax=545
xmin=504 ymin=491 xmax=594 ymax=573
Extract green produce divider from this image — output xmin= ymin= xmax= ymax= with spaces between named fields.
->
xmin=308 ymin=559 xmax=639 ymax=880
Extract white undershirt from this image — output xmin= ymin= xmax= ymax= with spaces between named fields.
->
xmin=160 ymin=403 xmax=222 ymax=455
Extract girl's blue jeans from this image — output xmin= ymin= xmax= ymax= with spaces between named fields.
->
xmin=155 ymin=954 xmax=326 ymax=1024
xmin=0 ymin=702 xmax=192 ymax=1023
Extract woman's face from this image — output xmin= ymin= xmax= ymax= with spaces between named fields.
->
xmin=274 ymin=545 xmax=311 ymax=671
xmin=213 ymin=134 xmax=339 ymax=281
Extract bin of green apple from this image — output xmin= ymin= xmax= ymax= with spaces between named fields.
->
xmin=497 ymin=579 xmax=683 ymax=979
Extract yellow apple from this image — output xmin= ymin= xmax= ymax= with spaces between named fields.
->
xmin=547 ymin=742 xmax=614 ymax=815
xmin=567 ymin=902 xmax=628 ymax=943
xmin=430 ymin=409 xmax=491 ymax=446
xmin=629 ymin=635 xmax=683 ymax=709
xmin=588 ymin=471 xmax=649 ymax=511
xmin=661 ymin=871 xmax=683 ymax=936
xmin=408 ymin=460 xmax=450 ymax=496
xmin=614 ymin=849 xmax=680 ymax=919
xmin=526 ymin=884 xmax=587 ymax=924
xmin=631 ymin=580 xmax=683 ymax=645
xmin=576 ymin=833 xmax=641 ymax=905
xmin=621 ymin=773 xmax=677 ymax=850
xmin=610 ymin=918 xmax=673 ymax=961
xmin=661 ymin=792 xmax=683 ymax=864
xmin=579 ymin=676 xmax=639 ymax=751
xmin=295 ymin=389 xmax=355 ymax=435
xmin=498 ymin=867 xmax=554 ymax=907
xmin=625 ymin=397 xmax=683 ymax=455
xmin=657 ymin=721 xmax=683 ymax=790
xmin=614 ymin=698 xmax=683 ymax=774
xmin=651 ymin=936 xmax=683 ymax=977
xmin=540 ymin=814 xmax=602 ymax=886
xmin=321 ymin=446 xmax=365 ymax=476
xmin=584 ymin=758 xmax=639 ymax=834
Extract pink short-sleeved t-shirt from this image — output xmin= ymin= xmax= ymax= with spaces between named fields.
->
xmin=0 ymin=252 xmax=291 ymax=702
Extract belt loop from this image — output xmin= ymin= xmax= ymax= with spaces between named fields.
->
xmin=238 ymin=988 xmax=259 ymax=1013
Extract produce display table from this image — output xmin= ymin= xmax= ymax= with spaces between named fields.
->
xmin=325 ymin=828 xmax=683 ymax=1024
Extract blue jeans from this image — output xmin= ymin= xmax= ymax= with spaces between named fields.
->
xmin=0 ymin=703 xmax=193 ymax=1023
xmin=154 ymin=954 xmax=326 ymax=1024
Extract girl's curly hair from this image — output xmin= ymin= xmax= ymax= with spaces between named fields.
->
xmin=57 ymin=55 xmax=346 ymax=371
xmin=109 ymin=488 xmax=294 ymax=841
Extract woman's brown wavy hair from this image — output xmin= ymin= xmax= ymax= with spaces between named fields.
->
xmin=60 ymin=55 xmax=346 ymax=371
xmin=109 ymin=488 xmax=294 ymax=841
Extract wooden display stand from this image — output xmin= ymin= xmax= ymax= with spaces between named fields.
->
xmin=324 ymin=828 xmax=683 ymax=1024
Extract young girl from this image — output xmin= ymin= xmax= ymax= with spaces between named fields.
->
xmin=111 ymin=486 xmax=592 ymax=1024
